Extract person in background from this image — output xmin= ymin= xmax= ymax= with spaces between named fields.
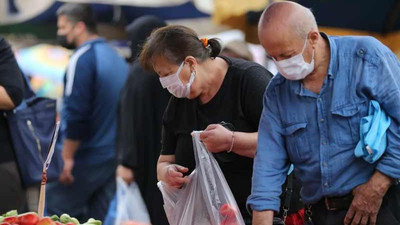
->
xmin=115 ymin=15 xmax=170 ymax=225
xmin=139 ymin=25 xmax=272 ymax=224
xmin=0 ymin=36 xmax=25 ymax=214
xmin=46 ymin=3 xmax=129 ymax=221
xmin=249 ymin=2 xmax=400 ymax=225
xmin=221 ymin=40 xmax=254 ymax=61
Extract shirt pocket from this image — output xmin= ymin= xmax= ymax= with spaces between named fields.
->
xmin=331 ymin=102 xmax=364 ymax=145
xmin=282 ymin=122 xmax=310 ymax=163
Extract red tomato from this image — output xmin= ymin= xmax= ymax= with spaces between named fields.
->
xmin=3 ymin=217 xmax=18 ymax=224
xmin=18 ymin=213 xmax=39 ymax=225
xmin=37 ymin=218 xmax=55 ymax=225
xmin=0 ymin=222 xmax=12 ymax=225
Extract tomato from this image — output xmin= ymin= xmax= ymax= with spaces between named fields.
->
xmin=3 ymin=217 xmax=18 ymax=224
xmin=37 ymin=217 xmax=55 ymax=225
xmin=18 ymin=213 xmax=39 ymax=225
xmin=0 ymin=222 xmax=11 ymax=225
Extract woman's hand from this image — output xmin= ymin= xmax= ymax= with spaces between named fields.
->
xmin=116 ymin=165 xmax=134 ymax=184
xmin=162 ymin=164 xmax=189 ymax=188
xmin=200 ymin=124 xmax=233 ymax=153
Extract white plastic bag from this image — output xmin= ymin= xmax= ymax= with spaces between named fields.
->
xmin=115 ymin=177 xmax=151 ymax=225
xmin=157 ymin=131 xmax=245 ymax=225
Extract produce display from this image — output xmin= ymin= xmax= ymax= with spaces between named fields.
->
xmin=0 ymin=211 xmax=102 ymax=225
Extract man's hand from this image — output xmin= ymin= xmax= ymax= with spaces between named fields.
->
xmin=116 ymin=165 xmax=134 ymax=184
xmin=59 ymin=139 xmax=80 ymax=185
xmin=59 ymin=158 xmax=74 ymax=185
xmin=344 ymin=171 xmax=392 ymax=225
xmin=200 ymin=124 xmax=233 ymax=153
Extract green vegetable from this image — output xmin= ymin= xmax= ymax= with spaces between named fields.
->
xmin=71 ymin=217 xmax=80 ymax=225
xmin=50 ymin=215 xmax=60 ymax=221
xmin=86 ymin=218 xmax=101 ymax=225
xmin=60 ymin=214 xmax=72 ymax=224
xmin=5 ymin=210 xmax=18 ymax=217
xmin=0 ymin=216 xmax=4 ymax=222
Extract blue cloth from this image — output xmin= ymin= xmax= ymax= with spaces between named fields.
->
xmin=58 ymin=38 xmax=129 ymax=165
xmin=247 ymin=33 xmax=400 ymax=212
xmin=354 ymin=100 xmax=391 ymax=164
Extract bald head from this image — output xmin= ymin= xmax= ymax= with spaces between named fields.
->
xmin=259 ymin=2 xmax=318 ymax=40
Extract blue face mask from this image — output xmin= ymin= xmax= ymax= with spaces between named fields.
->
xmin=159 ymin=62 xmax=195 ymax=98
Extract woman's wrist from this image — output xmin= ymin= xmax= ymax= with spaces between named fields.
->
xmin=157 ymin=162 xmax=170 ymax=182
xmin=227 ymin=131 xmax=234 ymax=153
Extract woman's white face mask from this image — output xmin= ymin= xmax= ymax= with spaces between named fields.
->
xmin=159 ymin=61 xmax=195 ymax=98
xmin=273 ymin=37 xmax=315 ymax=80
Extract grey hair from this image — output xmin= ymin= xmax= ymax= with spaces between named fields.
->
xmin=56 ymin=3 xmax=97 ymax=34
xmin=259 ymin=2 xmax=318 ymax=39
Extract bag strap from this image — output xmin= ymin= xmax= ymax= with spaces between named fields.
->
xmin=282 ymin=172 xmax=293 ymax=222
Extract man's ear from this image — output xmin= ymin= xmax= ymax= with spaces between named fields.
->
xmin=309 ymin=30 xmax=319 ymax=49
xmin=74 ymin=21 xmax=86 ymax=35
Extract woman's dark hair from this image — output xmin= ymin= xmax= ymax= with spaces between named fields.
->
xmin=56 ymin=3 xmax=97 ymax=34
xmin=139 ymin=25 xmax=221 ymax=71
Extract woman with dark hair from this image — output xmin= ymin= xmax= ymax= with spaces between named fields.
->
xmin=139 ymin=25 xmax=272 ymax=224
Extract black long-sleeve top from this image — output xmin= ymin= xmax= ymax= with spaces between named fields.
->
xmin=0 ymin=37 xmax=24 ymax=163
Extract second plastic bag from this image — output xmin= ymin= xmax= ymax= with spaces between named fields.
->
xmin=115 ymin=177 xmax=151 ymax=225
xmin=157 ymin=131 xmax=245 ymax=225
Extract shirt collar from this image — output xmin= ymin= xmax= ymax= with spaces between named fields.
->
xmin=320 ymin=32 xmax=337 ymax=80
xmin=77 ymin=37 xmax=105 ymax=50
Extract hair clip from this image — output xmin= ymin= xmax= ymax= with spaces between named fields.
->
xmin=200 ymin=38 xmax=208 ymax=48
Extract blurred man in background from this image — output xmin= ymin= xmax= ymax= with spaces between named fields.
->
xmin=46 ymin=3 xmax=129 ymax=221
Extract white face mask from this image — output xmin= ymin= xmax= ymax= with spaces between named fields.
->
xmin=273 ymin=37 xmax=315 ymax=80
xmin=159 ymin=61 xmax=195 ymax=98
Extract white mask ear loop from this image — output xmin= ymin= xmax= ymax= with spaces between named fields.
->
xmin=300 ymin=37 xmax=309 ymax=54
xmin=176 ymin=61 xmax=185 ymax=80
xmin=184 ymin=69 xmax=196 ymax=97
xmin=301 ymin=37 xmax=314 ymax=64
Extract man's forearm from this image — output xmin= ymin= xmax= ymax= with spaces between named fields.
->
xmin=368 ymin=170 xmax=393 ymax=196
xmin=252 ymin=210 xmax=274 ymax=225
xmin=62 ymin=139 xmax=81 ymax=160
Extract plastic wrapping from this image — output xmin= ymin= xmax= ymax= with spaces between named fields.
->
xmin=158 ymin=131 xmax=245 ymax=225
xmin=115 ymin=178 xmax=151 ymax=225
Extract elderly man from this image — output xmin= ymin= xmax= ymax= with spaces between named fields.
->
xmin=248 ymin=2 xmax=400 ymax=225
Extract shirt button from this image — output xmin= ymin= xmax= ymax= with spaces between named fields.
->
xmin=324 ymin=182 xmax=328 ymax=187
xmin=323 ymin=162 xmax=327 ymax=167
xmin=318 ymin=98 xmax=322 ymax=102
xmin=359 ymin=49 xmax=364 ymax=54
xmin=322 ymin=141 xmax=327 ymax=145
xmin=320 ymin=118 xmax=325 ymax=123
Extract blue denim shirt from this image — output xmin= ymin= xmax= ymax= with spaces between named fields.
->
xmin=247 ymin=33 xmax=400 ymax=212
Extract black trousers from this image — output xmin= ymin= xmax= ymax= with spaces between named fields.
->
xmin=0 ymin=161 xmax=26 ymax=214
xmin=309 ymin=183 xmax=400 ymax=225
